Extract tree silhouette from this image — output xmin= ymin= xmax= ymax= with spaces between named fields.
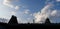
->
xmin=8 ymin=15 xmax=18 ymax=24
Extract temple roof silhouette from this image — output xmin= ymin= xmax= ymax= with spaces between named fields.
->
xmin=45 ymin=18 xmax=51 ymax=24
xmin=8 ymin=15 xmax=18 ymax=24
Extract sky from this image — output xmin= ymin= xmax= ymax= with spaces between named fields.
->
xmin=0 ymin=0 xmax=60 ymax=23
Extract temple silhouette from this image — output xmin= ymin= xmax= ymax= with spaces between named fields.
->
xmin=45 ymin=18 xmax=51 ymax=24
xmin=8 ymin=15 xmax=18 ymax=24
xmin=8 ymin=15 xmax=51 ymax=24
xmin=0 ymin=15 xmax=59 ymax=29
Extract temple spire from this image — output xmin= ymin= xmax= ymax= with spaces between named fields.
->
xmin=45 ymin=18 xmax=51 ymax=24
xmin=8 ymin=15 xmax=18 ymax=24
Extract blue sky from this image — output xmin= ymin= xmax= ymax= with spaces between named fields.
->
xmin=0 ymin=0 xmax=60 ymax=23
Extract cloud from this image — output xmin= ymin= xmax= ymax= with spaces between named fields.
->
xmin=51 ymin=10 xmax=57 ymax=16
xmin=17 ymin=18 xmax=23 ymax=23
xmin=3 ymin=0 xmax=14 ymax=8
xmin=15 ymin=6 xmax=19 ymax=10
xmin=51 ymin=10 xmax=60 ymax=17
xmin=33 ymin=3 xmax=60 ymax=23
xmin=56 ymin=0 xmax=60 ymax=2
xmin=10 ymin=11 xmax=16 ymax=15
xmin=41 ymin=4 xmax=52 ymax=14
xmin=49 ymin=10 xmax=60 ymax=23
xmin=33 ymin=4 xmax=52 ymax=23
xmin=24 ymin=9 xmax=30 ymax=14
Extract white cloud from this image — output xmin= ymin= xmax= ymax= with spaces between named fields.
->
xmin=17 ymin=18 xmax=22 ymax=23
xmin=41 ymin=4 xmax=52 ymax=14
xmin=24 ymin=9 xmax=30 ymax=14
xmin=33 ymin=4 xmax=60 ymax=23
xmin=34 ymin=4 xmax=52 ymax=23
xmin=56 ymin=0 xmax=60 ymax=2
xmin=51 ymin=10 xmax=57 ymax=16
xmin=15 ymin=6 xmax=19 ymax=10
xmin=49 ymin=10 xmax=60 ymax=23
xmin=51 ymin=10 xmax=60 ymax=17
xmin=3 ymin=0 xmax=14 ymax=8
xmin=11 ymin=11 xmax=16 ymax=15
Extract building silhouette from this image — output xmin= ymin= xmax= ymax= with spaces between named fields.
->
xmin=8 ymin=15 xmax=18 ymax=24
xmin=45 ymin=18 xmax=51 ymax=24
